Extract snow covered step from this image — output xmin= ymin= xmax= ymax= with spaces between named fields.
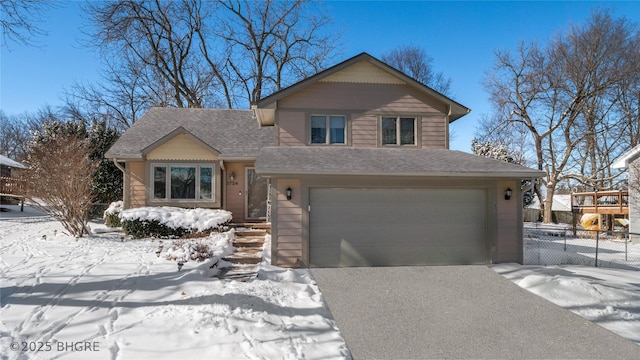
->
xmin=223 ymin=248 xmax=263 ymax=265
xmin=235 ymin=229 xmax=268 ymax=237
xmin=233 ymin=236 xmax=265 ymax=248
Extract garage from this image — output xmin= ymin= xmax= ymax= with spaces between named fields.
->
xmin=309 ymin=188 xmax=488 ymax=267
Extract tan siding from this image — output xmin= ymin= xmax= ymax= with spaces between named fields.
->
xmin=495 ymin=180 xmax=521 ymax=263
xmin=224 ymin=162 xmax=248 ymax=223
xmin=278 ymin=111 xmax=306 ymax=146
xmin=319 ymin=61 xmax=405 ymax=84
xmin=147 ymin=134 xmax=218 ymax=160
xmin=351 ymin=114 xmax=377 ymax=147
xmin=278 ymin=82 xmax=447 ymax=115
xmin=275 ymin=179 xmax=302 ymax=267
xmin=129 ymin=161 xmax=146 ymax=208
xmin=421 ymin=116 xmax=447 ymax=149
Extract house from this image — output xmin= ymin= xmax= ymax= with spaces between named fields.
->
xmin=524 ymin=194 xmax=573 ymax=224
xmin=0 ymin=154 xmax=26 ymax=200
xmin=612 ymin=145 xmax=640 ymax=243
xmin=106 ymin=53 xmax=544 ymax=267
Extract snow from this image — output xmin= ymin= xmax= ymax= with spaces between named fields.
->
xmin=0 ymin=155 xmax=26 ymax=169
xmin=493 ymin=264 xmax=640 ymax=345
xmin=103 ymin=201 xmax=123 ymax=217
xmin=119 ymin=207 xmax=233 ymax=233
xmin=0 ymin=206 xmax=350 ymax=359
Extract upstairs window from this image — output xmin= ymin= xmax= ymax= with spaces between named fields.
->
xmin=311 ymin=115 xmax=346 ymax=144
xmin=382 ymin=116 xmax=416 ymax=146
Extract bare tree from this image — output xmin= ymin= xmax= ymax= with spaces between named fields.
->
xmin=381 ymin=45 xmax=452 ymax=95
xmin=482 ymin=9 xmax=640 ymax=222
xmin=81 ymin=0 xmax=339 ymax=116
xmin=0 ymin=0 xmax=53 ymax=48
xmin=23 ymin=133 xmax=97 ymax=237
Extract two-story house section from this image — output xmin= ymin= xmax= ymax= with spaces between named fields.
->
xmin=253 ymin=53 xmax=543 ymax=267
xmin=107 ymin=52 xmax=543 ymax=268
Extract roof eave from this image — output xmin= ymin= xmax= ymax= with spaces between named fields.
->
xmin=255 ymin=169 xmax=545 ymax=178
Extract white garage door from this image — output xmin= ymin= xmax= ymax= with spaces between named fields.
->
xmin=309 ymin=188 xmax=487 ymax=267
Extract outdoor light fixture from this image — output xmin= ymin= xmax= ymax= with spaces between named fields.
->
xmin=229 ymin=171 xmax=236 ymax=182
xmin=504 ymin=187 xmax=513 ymax=200
xmin=286 ymin=187 xmax=293 ymax=200
xmin=177 ymin=261 xmax=184 ymax=271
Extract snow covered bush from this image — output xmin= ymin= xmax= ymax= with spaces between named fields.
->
xmin=119 ymin=207 xmax=232 ymax=239
xmin=103 ymin=201 xmax=123 ymax=227
xmin=164 ymin=230 xmax=234 ymax=262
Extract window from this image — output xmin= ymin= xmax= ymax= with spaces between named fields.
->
xmin=152 ymin=164 xmax=214 ymax=201
xmin=311 ymin=115 xmax=346 ymax=144
xmin=381 ymin=116 xmax=416 ymax=145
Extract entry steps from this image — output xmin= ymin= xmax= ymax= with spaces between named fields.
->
xmin=216 ymin=224 xmax=269 ymax=281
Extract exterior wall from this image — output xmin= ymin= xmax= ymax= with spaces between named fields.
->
xmin=270 ymin=176 xmax=524 ymax=267
xmin=128 ymin=161 xmax=146 ymax=208
xmin=224 ymin=162 xmax=250 ymax=223
xmin=351 ymin=114 xmax=378 ymax=147
xmin=494 ymin=179 xmax=523 ymax=263
xmin=276 ymin=81 xmax=448 ymax=149
xmin=630 ymin=158 xmax=640 ymax=244
xmin=273 ymin=178 xmax=303 ymax=267
xmin=146 ymin=134 xmax=217 ymax=161
xmin=319 ymin=60 xmax=406 ymax=84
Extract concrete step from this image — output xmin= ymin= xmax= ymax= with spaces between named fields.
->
xmin=223 ymin=248 xmax=263 ymax=265
xmin=235 ymin=229 xmax=268 ymax=237
xmin=233 ymin=236 xmax=265 ymax=248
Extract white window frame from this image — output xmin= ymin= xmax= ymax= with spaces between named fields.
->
xmin=151 ymin=163 xmax=215 ymax=202
xmin=381 ymin=116 xmax=417 ymax=146
xmin=310 ymin=114 xmax=347 ymax=145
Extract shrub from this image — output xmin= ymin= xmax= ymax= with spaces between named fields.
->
xmin=119 ymin=207 xmax=232 ymax=239
xmin=103 ymin=201 xmax=123 ymax=227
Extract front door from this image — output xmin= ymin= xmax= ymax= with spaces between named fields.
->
xmin=245 ymin=167 xmax=268 ymax=220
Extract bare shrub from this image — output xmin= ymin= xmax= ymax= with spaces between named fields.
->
xmin=23 ymin=134 xmax=97 ymax=237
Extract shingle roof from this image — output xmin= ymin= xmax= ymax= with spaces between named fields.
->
xmin=255 ymin=147 xmax=545 ymax=178
xmin=105 ymin=108 xmax=274 ymax=159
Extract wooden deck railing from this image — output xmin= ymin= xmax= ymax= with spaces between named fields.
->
xmin=571 ymin=190 xmax=629 ymax=214
xmin=0 ymin=176 xmax=25 ymax=197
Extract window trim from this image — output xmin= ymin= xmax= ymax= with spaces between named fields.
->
xmin=309 ymin=114 xmax=348 ymax=145
xmin=149 ymin=162 xmax=219 ymax=206
xmin=379 ymin=115 xmax=420 ymax=147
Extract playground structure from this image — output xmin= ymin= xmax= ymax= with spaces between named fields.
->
xmin=571 ymin=190 xmax=629 ymax=231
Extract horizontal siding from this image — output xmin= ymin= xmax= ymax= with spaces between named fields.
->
xmin=275 ymin=179 xmax=303 ymax=267
xmin=129 ymin=162 xmax=146 ymax=208
xmin=278 ymin=82 xmax=447 ymax=114
xmin=147 ymin=134 xmax=217 ymax=160
xmin=422 ymin=116 xmax=447 ymax=149
xmin=224 ymin=162 xmax=248 ymax=223
xmin=351 ymin=114 xmax=377 ymax=147
xmin=278 ymin=111 xmax=305 ymax=146
xmin=319 ymin=61 xmax=405 ymax=84
xmin=495 ymin=180 xmax=521 ymax=263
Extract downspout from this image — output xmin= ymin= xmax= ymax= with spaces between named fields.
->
xmin=446 ymin=104 xmax=452 ymax=149
xmin=112 ymin=159 xmax=130 ymax=209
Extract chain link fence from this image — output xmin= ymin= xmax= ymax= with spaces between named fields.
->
xmin=524 ymin=223 xmax=640 ymax=270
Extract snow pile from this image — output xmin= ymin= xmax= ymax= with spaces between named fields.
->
xmin=164 ymin=229 xmax=235 ymax=263
xmin=120 ymin=207 xmax=232 ymax=233
xmin=493 ymin=264 xmax=640 ymax=344
xmin=0 ymin=218 xmax=350 ymax=359
xmin=103 ymin=200 xmax=123 ymax=217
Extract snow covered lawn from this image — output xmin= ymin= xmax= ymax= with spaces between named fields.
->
xmin=493 ymin=263 xmax=640 ymax=345
xmin=0 ymin=208 xmax=350 ymax=359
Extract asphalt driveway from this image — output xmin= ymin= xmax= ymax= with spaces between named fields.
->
xmin=311 ymin=266 xmax=639 ymax=359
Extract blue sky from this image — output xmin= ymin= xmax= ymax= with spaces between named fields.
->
xmin=1 ymin=1 xmax=639 ymax=152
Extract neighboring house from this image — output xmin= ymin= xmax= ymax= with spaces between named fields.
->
xmin=106 ymin=52 xmax=544 ymax=268
xmin=524 ymin=195 xmax=573 ymax=224
xmin=612 ymin=145 xmax=640 ymax=243
xmin=0 ymin=154 xmax=26 ymax=197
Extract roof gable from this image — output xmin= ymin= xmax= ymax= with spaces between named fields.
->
xmin=144 ymin=127 xmax=220 ymax=161
xmin=105 ymin=108 xmax=274 ymax=160
xmin=254 ymin=52 xmax=470 ymax=126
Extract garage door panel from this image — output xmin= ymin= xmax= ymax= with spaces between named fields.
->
xmin=310 ymin=188 xmax=487 ymax=267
